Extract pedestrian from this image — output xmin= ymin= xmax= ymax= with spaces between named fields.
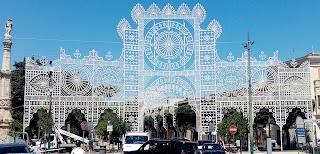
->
xmin=71 ymin=141 xmax=85 ymax=154
xmin=30 ymin=142 xmax=41 ymax=154
xmin=88 ymin=139 xmax=94 ymax=153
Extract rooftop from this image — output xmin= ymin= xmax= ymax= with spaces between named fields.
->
xmin=285 ymin=52 xmax=320 ymax=67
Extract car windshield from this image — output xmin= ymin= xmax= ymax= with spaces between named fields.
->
xmin=125 ymin=136 xmax=148 ymax=144
xmin=197 ymin=140 xmax=212 ymax=146
xmin=203 ymin=144 xmax=222 ymax=150
xmin=0 ymin=145 xmax=30 ymax=153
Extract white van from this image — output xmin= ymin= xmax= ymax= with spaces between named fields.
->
xmin=123 ymin=132 xmax=150 ymax=152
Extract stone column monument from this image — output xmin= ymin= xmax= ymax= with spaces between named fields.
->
xmin=0 ymin=19 xmax=13 ymax=140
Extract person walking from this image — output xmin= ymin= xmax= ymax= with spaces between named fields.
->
xmin=30 ymin=142 xmax=41 ymax=154
xmin=71 ymin=141 xmax=85 ymax=154
xmin=88 ymin=139 xmax=94 ymax=153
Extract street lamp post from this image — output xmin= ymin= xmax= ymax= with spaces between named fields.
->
xmin=268 ymin=117 xmax=271 ymax=138
xmin=243 ymin=33 xmax=254 ymax=154
xmin=47 ymin=60 xmax=53 ymax=153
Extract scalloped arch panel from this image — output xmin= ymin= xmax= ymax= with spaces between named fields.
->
xmin=117 ymin=18 xmax=131 ymax=39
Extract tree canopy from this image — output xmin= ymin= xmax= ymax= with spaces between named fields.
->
xmin=36 ymin=108 xmax=54 ymax=132
xmin=95 ymin=109 xmax=130 ymax=139
xmin=144 ymin=115 xmax=155 ymax=132
xmin=8 ymin=119 xmax=23 ymax=138
xmin=164 ymin=110 xmax=174 ymax=130
xmin=217 ymin=109 xmax=248 ymax=139
xmin=175 ymin=104 xmax=196 ymax=132
xmin=254 ymin=108 xmax=276 ymax=128
xmin=26 ymin=108 xmax=53 ymax=138
xmin=7 ymin=59 xmax=26 ymax=135
xmin=62 ymin=109 xmax=87 ymax=136
xmin=283 ymin=107 xmax=307 ymax=129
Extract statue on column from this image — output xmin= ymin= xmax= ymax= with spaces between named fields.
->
xmin=4 ymin=19 xmax=12 ymax=39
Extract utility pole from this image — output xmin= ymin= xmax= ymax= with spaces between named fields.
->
xmin=243 ymin=33 xmax=254 ymax=154
xmin=47 ymin=60 xmax=53 ymax=153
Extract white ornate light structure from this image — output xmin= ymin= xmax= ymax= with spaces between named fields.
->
xmin=23 ymin=3 xmax=312 ymax=148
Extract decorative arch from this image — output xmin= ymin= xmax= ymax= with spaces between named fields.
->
xmin=23 ymin=3 xmax=312 ymax=143
xmin=144 ymin=76 xmax=195 ymax=109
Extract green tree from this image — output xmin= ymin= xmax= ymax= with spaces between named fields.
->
xmin=155 ymin=114 xmax=163 ymax=129
xmin=8 ymin=119 xmax=23 ymax=141
xmin=95 ymin=109 xmax=130 ymax=140
xmin=144 ymin=115 xmax=155 ymax=132
xmin=175 ymin=104 xmax=196 ymax=134
xmin=217 ymin=118 xmax=228 ymax=138
xmin=164 ymin=110 xmax=174 ymax=129
xmin=144 ymin=115 xmax=158 ymax=138
xmin=254 ymin=108 xmax=276 ymax=127
xmin=217 ymin=110 xmax=248 ymax=139
xmin=62 ymin=109 xmax=87 ymax=136
xmin=25 ymin=114 xmax=39 ymax=138
xmin=155 ymin=114 xmax=168 ymax=138
xmin=11 ymin=60 xmax=26 ymax=122
xmin=283 ymin=107 xmax=306 ymax=129
xmin=26 ymin=108 xmax=53 ymax=138
xmin=37 ymin=108 xmax=54 ymax=134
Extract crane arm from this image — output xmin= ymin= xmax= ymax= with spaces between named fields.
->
xmin=55 ymin=126 xmax=89 ymax=144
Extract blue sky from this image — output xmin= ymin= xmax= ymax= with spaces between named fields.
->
xmin=0 ymin=0 xmax=320 ymax=67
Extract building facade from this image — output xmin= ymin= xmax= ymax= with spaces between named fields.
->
xmin=286 ymin=52 xmax=320 ymax=119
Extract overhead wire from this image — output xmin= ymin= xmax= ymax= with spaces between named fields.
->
xmin=0 ymin=36 xmax=246 ymax=44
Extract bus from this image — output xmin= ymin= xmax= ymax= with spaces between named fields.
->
xmin=123 ymin=132 xmax=151 ymax=152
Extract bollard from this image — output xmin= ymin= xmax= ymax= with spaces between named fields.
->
xmin=266 ymin=138 xmax=272 ymax=154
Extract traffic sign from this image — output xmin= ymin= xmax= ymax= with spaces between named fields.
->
xmin=107 ymin=120 xmax=113 ymax=132
xmin=229 ymin=125 xmax=237 ymax=135
xmin=296 ymin=128 xmax=306 ymax=144
xmin=209 ymin=123 xmax=215 ymax=132
xmin=107 ymin=125 xmax=113 ymax=132
xmin=81 ymin=121 xmax=87 ymax=131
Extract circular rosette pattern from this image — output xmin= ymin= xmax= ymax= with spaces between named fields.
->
xmin=216 ymin=66 xmax=247 ymax=97
xmin=155 ymin=31 xmax=183 ymax=59
xmin=283 ymin=76 xmax=307 ymax=94
xmin=251 ymin=66 xmax=278 ymax=96
xmin=145 ymin=20 xmax=194 ymax=70
xmin=144 ymin=77 xmax=195 ymax=108
xmin=61 ymin=64 xmax=92 ymax=96
xmin=93 ymin=66 xmax=123 ymax=97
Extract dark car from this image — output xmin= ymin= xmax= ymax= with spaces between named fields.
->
xmin=197 ymin=140 xmax=214 ymax=150
xmin=124 ymin=138 xmax=201 ymax=154
xmin=201 ymin=143 xmax=225 ymax=154
xmin=0 ymin=143 xmax=31 ymax=153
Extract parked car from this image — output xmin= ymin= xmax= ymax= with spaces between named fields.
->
xmin=201 ymin=143 xmax=226 ymax=154
xmin=0 ymin=143 xmax=31 ymax=153
xmin=124 ymin=138 xmax=201 ymax=154
xmin=197 ymin=140 xmax=214 ymax=150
